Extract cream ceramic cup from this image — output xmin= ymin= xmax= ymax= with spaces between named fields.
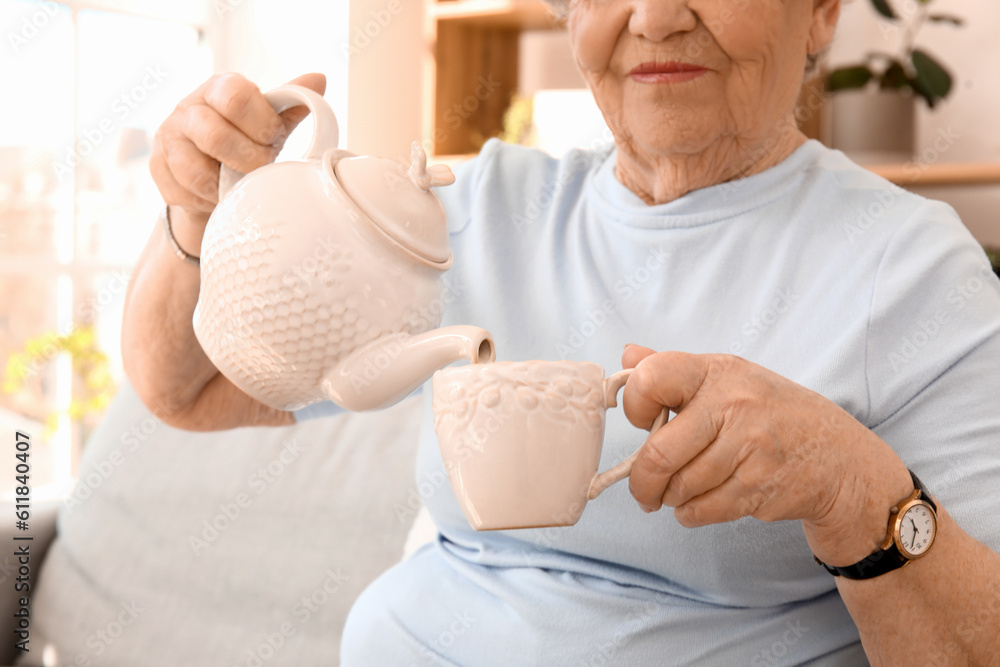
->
xmin=432 ymin=360 xmax=669 ymax=531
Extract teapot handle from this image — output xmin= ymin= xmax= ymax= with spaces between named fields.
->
xmin=218 ymin=84 xmax=341 ymax=200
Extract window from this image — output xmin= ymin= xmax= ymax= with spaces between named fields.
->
xmin=0 ymin=0 xmax=211 ymax=493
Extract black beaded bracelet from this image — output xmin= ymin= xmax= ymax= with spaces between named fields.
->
xmin=162 ymin=205 xmax=200 ymax=266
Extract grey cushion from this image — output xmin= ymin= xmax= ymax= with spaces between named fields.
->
xmin=21 ymin=382 xmax=421 ymax=666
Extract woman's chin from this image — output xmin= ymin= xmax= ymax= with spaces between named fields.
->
xmin=621 ymin=125 xmax=726 ymax=161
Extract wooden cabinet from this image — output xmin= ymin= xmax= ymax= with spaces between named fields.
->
xmin=427 ymin=0 xmax=564 ymax=156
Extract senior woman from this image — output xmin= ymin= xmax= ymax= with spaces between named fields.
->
xmin=123 ymin=0 xmax=1000 ymax=664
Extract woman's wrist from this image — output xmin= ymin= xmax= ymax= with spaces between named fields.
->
xmin=803 ymin=452 xmax=913 ymax=567
xmin=165 ymin=205 xmax=211 ymax=263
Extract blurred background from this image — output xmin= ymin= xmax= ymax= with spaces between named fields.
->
xmin=0 ymin=0 xmax=997 ymax=495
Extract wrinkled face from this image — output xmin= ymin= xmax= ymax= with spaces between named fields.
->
xmin=567 ymin=0 xmax=835 ymax=158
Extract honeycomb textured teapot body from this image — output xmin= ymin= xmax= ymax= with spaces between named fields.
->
xmin=192 ymin=84 xmax=494 ymax=413
xmin=194 ymin=161 xmax=445 ymax=411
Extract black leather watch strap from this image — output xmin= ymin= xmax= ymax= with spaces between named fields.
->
xmin=815 ymin=543 xmax=910 ymax=579
xmin=815 ymin=470 xmax=936 ymax=580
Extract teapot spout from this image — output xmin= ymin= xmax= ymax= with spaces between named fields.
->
xmin=321 ymin=326 xmax=495 ymax=411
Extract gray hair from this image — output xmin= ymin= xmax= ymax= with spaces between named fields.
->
xmin=543 ymin=0 xmax=571 ymax=20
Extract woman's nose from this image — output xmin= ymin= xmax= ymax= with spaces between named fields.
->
xmin=627 ymin=0 xmax=698 ymax=42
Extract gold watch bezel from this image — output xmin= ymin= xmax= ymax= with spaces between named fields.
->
xmin=880 ymin=489 xmax=937 ymax=560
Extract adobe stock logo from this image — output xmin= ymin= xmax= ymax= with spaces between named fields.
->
xmin=7 ymin=0 xmax=60 ymax=53
xmin=750 ymin=619 xmax=810 ymax=666
xmin=557 ymin=246 xmax=669 ymax=359
xmin=887 ymin=262 xmax=995 ymax=372
xmin=341 ymin=0 xmax=404 ymax=58
xmin=730 ymin=288 xmax=799 ymax=355
xmin=443 ymin=75 xmax=500 ymax=130
xmin=53 ymin=65 xmax=169 ymax=182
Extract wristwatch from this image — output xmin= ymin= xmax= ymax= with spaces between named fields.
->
xmin=815 ymin=470 xmax=938 ymax=580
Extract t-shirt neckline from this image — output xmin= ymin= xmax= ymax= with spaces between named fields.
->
xmin=588 ymin=139 xmax=826 ymax=229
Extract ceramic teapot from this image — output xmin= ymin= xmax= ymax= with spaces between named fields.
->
xmin=193 ymin=84 xmax=495 ymax=412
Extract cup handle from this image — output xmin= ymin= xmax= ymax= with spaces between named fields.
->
xmin=218 ymin=84 xmax=341 ymax=200
xmin=587 ymin=368 xmax=670 ymax=501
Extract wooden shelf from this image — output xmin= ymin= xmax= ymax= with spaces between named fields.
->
xmin=429 ymin=0 xmax=563 ymax=155
xmin=866 ymin=162 xmax=1000 ymax=187
xmin=431 ymin=0 xmax=563 ymax=30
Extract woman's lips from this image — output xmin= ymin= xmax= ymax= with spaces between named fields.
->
xmin=629 ymin=61 xmax=708 ymax=83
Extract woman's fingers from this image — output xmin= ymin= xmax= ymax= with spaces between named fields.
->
xmin=160 ymin=135 xmax=221 ymax=205
xmin=182 ymin=103 xmax=277 ymax=175
xmin=622 ymin=351 xmax=718 ymax=430
xmin=201 ymin=72 xmax=286 ymax=146
xmin=621 ymin=351 xmax=806 ymax=522
xmin=149 ymin=71 xmax=333 ymax=228
xmin=658 ymin=427 xmax=746 ymax=510
xmin=619 ymin=350 xmax=864 ymax=529
xmin=622 ymin=343 xmax=655 ymax=370
xmin=149 ymin=148 xmax=215 ymax=214
xmin=673 ymin=473 xmax=754 ymax=528
xmin=285 ymin=71 xmax=327 ymax=95
xmin=628 ymin=400 xmax=722 ymax=510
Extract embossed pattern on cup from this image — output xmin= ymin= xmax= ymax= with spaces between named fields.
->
xmin=433 ymin=361 xmax=615 ymax=530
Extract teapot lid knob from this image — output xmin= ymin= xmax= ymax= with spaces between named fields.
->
xmin=331 ymin=144 xmax=455 ymax=267
xmin=409 ymin=141 xmax=455 ymax=191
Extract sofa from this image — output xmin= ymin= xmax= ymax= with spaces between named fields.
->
xmin=0 ymin=382 xmax=433 ymax=666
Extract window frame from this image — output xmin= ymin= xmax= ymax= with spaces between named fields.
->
xmin=2 ymin=0 xmax=212 ymax=492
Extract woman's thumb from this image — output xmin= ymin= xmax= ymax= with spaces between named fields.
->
xmin=286 ymin=72 xmax=326 ymax=95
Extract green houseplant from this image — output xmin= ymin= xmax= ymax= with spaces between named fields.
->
xmin=826 ymin=0 xmax=962 ymax=108
xmin=3 ymin=324 xmax=116 ymax=438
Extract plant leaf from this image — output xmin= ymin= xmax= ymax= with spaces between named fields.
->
xmin=909 ymin=80 xmax=935 ymax=109
xmin=879 ymin=60 xmax=909 ymax=90
xmin=928 ymin=14 xmax=964 ymax=26
xmin=870 ymin=0 xmax=897 ymax=19
xmin=911 ymin=49 xmax=953 ymax=106
xmin=827 ymin=65 xmax=874 ymax=91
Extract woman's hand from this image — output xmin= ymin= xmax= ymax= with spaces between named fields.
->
xmin=148 ymin=71 xmax=326 ymax=245
xmin=123 ymin=72 xmax=325 ymax=431
xmin=620 ymin=345 xmax=914 ymax=567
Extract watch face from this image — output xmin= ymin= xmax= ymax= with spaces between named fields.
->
xmin=898 ymin=502 xmax=937 ymax=558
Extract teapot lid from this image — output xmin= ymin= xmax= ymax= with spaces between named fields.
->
xmin=334 ymin=142 xmax=455 ymax=266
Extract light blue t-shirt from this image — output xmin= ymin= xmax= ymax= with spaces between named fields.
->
xmin=322 ymin=139 xmax=1000 ymax=665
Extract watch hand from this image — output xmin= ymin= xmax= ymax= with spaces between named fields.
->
xmin=909 ymin=518 xmax=919 ymax=544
